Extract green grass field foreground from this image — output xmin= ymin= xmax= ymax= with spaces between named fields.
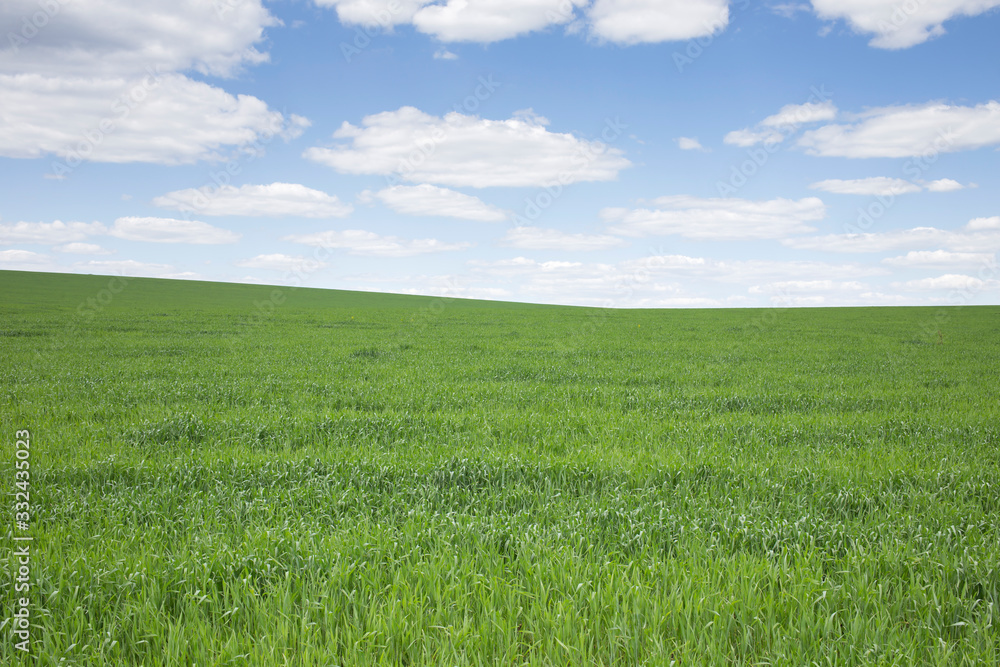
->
xmin=2 ymin=269 xmax=999 ymax=665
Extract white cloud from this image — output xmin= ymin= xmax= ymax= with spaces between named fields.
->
xmin=725 ymin=100 xmax=838 ymax=146
xmin=587 ymin=0 xmax=729 ymax=44
xmin=967 ymin=216 xmax=1000 ymax=230
xmin=312 ymin=0 xmax=428 ymax=27
xmin=153 ymin=183 xmax=352 ymax=218
xmin=304 ymin=106 xmax=630 ymax=188
xmin=621 ymin=254 xmax=888 ymax=282
xmin=318 ymin=0 xmax=730 ymax=44
xmin=109 ymin=218 xmax=241 ymax=244
xmin=856 ymin=291 xmax=914 ymax=305
xmin=809 ymin=177 xmax=923 ymax=196
xmin=897 ymin=274 xmax=987 ymax=290
xmin=0 ymin=2 xmax=308 ymax=168
xmin=285 ymin=229 xmax=472 ymax=257
xmin=0 ymin=0 xmax=277 ymax=78
xmin=235 ymin=254 xmax=329 ymax=272
xmin=771 ymin=3 xmax=812 ymax=19
xmin=784 ymin=218 xmax=1000 ymax=253
xmin=676 ymin=137 xmax=707 ymax=151
xmin=797 ymin=101 xmax=1000 ymax=158
xmin=602 ymin=195 xmax=825 ymax=240
xmin=723 ymin=128 xmax=785 ymax=147
xmin=924 ymin=178 xmax=967 ymax=192
xmin=500 ymin=226 xmax=628 ymax=251
xmin=370 ymin=184 xmax=507 ymax=221
xmin=882 ymin=250 xmax=995 ymax=268
xmin=0 ymin=221 xmax=106 ymax=245
xmin=748 ymin=279 xmax=869 ymax=293
xmin=0 ymin=73 xmax=308 ymax=165
xmin=809 ymin=176 xmax=970 ymax=195
xmin=54 ymin=243 xmax=113 ymax=255
xmin=319 ymin=0 xmax=585 ymax=41
xmin=412 ymin=0 xmax=586 ymax=43
xmin=459 ymin=254 xmax=887 ymax=307
xmin=75 ymin=259 xmax=176 ymax=277
xmin=760 ymin=100 xmax=838 ymax=128
xmin=0 ymin=249 xmax=51 ymax=265
xmin=434 ymin=49 xmax=459 ymax=60
xmin=810 ymin=0 xmax=1000 ymax=49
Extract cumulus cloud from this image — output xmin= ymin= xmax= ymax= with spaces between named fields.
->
xmin=587 ymin=0 xmax=730 ymax=44
xmin=369 ymin=184 xmax=507 ymax=221
xmin=318 ymin=0 xmax=732 ymax=44
xmin=882 ymin=250 xmax=995 ymax=268
xmin=339 ymin=251 xmax=897 ymax=308
xmin=924 ymin=178 xmax=968 ymax=192
xmin=602 ymin=195 xmax=825 ymax=240
xmin=74 ymin=259 xmax=178 ymax=277
xmin=314 ymin=0 xmax=428 ymax=27
xmin=760 ymin=100 xmax=839 ymax=127
xmin=621 ymin=254 xmax=888 ymax=282
xmin=0 ymin=221 xmax=106 ymax=245
xmin=676 ymin=137 xmax=708 ymax=151
xmin=109 ymin=218 xmax=241 ymax=244
xmin=411 ymin=0 xmax=586 ymax=43
xmin=235 ymin=254 xmax=329 ymax=272
xmin=54 ymin=243 xmax=113 ymax=255
xmin=0 ymin=1 xmax=308 ymax=167
xmin=810 ymin=0 xmax=1000 ymax=49
xmin=725 ymin=99 xmax=838 ymax=146
xmin=771 ymin=3 xmax=812 ymax=19
xmin=0 ymin=0 xmax=277 ymax=78
xmin=810 ymin=177 xmax=923 ymax=196
xmin=896 ymin=274 xmax=988 ymax=291
xmin=459 ymin=253 xmax=887 ymax=307
xmin=783 ymin=218 xmax=1000 ymax=253
xmin=500 ymin=226 xmax=628 ymax=251
xmin=748 ymin=279 xmax=869 ymax=294
xmin=153 ymin=183 xmax=352 ymax=218
xmin=285 ymin=229 xmax=472 ymax=257
xmin=0 ymin=74 xmax=308 ymax=166
xmin=0 ymin=249 xmax=52 ymax=266
xmin=809 ymin=176 xmax=971 ymax=195
xmin=797 ymin=101 xmax=1000 ymax=158
xmin=723 ymin=128 xmax=785 ymax=147
xmin=304 ymin=106 xmax=630 ymax=188
xmin=966 ymin=216 xmax=1000 ymax=230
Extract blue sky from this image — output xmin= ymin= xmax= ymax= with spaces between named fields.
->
xmin=1 ymin=0 xmax=999 ymax=307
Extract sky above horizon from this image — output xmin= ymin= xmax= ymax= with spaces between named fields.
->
xmin=1 ymin=0 xmax=999 ymax=308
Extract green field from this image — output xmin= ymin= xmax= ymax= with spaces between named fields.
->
xmin=2 ymin=269 xmax=999 ymax=665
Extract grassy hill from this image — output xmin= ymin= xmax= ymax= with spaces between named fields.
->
xmin=2 ymin=269 xmax=999 ymax=665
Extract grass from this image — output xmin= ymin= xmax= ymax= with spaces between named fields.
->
xmin=1 ymin=269 xmax=999 ymax=665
